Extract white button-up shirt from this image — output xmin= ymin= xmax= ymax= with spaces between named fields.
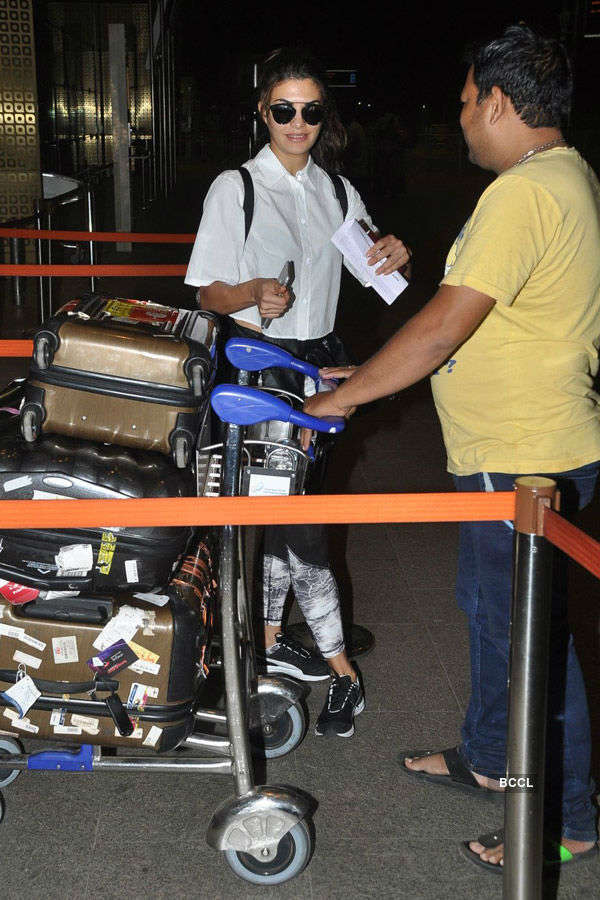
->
xmin=184 ymin=144 xmax=375 ymax=340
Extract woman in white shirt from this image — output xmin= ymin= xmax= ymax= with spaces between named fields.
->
xmin=186 ymin=48 xmax=410 ymax=738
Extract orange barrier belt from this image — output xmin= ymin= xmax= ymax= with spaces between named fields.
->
xmin=0 ymin=492 xmax=516 ymax=529
xmin=0 ymin=264 xmax=186 ymax=277
xmin=0 ymin=340 xmax=32 ymax=356
xmin=0 ymin=228 xmax=195 ymax=243
xmin=543 ymin=507 xmax=600 ymax=580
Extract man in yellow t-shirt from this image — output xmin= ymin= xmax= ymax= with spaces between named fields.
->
xmin=305 ymin=25 xmax=600 ymax=871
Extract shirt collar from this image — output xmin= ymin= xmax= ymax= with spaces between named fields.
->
xmin=255 ymin=144 xmax=317 ymax=187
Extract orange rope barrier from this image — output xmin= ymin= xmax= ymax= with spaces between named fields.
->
xmin=0 ymin=492 xmax=516 ymax=529
xmin=543 ymin=507 xmax=600 ymax=580
xmin=0 ymin=228 xmax=195 ymax=243
xmin=0 ymin=264 xmax=186 ymax=277
xmin=0 ymin=340 xmax=32 ymax=356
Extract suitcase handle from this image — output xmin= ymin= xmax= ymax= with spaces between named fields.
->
xmin=210 ymin=384 xmax=345 ymax=433
xmin=0 ymin=668 xmax=118 ymax=695
xmin=16 ymin=596 xmax=113 ymax=625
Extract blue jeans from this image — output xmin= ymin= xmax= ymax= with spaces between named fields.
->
xmin=454 ymin=462 xmax=599 ymax=842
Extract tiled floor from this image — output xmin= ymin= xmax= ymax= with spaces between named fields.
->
xmin=0 ymin=164 xmax=598 ymax=898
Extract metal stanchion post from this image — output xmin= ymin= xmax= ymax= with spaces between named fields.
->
xmin=8 ymin=238 xmax=23 ymax=308
xmin=503 ymin=476 xmax=557 ymax=900
xmin=34 ymin=201 xmax=45 ymax=322
xmin=86 ymin=188 xmax=96 ymax=293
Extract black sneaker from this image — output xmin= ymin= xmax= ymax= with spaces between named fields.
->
xmin=258 ymin=633 xmax=330 ymax=682
xmin=315 ymin=672 xmax=365 ymax=738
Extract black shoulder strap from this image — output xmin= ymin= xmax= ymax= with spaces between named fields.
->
xmin=238 ymin=166 xmax=254 ymax=243
xmin=330 ymin=173 xmax=348 ymax=220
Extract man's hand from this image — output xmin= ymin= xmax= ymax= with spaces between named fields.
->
xmin=253 ymin=278 xmax=290 ymax=319
xmin=301 ymin=390 xmax=354 ymax=451
xmin=366 ymin=234 xmax=411 ymax=277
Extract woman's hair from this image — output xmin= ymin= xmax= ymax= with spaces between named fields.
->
xmin=257 ymin=47 xmax=347 ymax=172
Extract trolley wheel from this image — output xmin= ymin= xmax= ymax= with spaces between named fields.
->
xmin=190 ymin=363 xmax=204 ymax=399
xmin=0 ymin=791 xmax=4 ymax=824
xmin=224 ymin=819 xmax=312 ymax=885
xmin=173 ymin=435 xmax=190 ymax=469
xmin=21 ymin=406 xmax=41 ymax=443
xmin=250 ymin=700 xmax=306 ymax=759
xmin=0 ymin=736 xmax=22 ymax=789
xmin=34 ymin=335 xmax=53 ymax=369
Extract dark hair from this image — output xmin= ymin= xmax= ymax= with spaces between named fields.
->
xmin=257 ymin=47 xmax=347 ymax=172
xmin=467 ymin=24 xmax=572 ymax=128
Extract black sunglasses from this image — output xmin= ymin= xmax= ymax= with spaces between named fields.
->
xmin=268 ymin=102 xmax=325 ymax=126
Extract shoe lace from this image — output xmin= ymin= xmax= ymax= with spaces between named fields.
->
xmin=327 ymin=675 xmax=355 ymax=712
xmin=278 ymin=634 xmax=311 ymax=660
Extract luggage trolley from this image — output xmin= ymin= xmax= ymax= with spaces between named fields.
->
xmin=0 ymin=341 xmax=345 ymax=887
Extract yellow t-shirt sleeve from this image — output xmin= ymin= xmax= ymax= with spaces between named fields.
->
xmin=442 ymin=174 xmax=562 ymax=306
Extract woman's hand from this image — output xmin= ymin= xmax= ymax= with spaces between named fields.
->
xmin=366 ymin=235 xmax=411 ymax=277
xmin=252 ymin=278 xmax=291 ymax=319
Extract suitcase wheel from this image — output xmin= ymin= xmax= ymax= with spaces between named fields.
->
xmin=0 ymin=736 xmax=22 ymax=789
xmin=21 ymin=405 xmax=42 ymax=442
xmin=186 ymin=360 xmax=206 ymax=399
xmin=33 ymin=334 xmax=56 ymax=369
xmin=173 ymin=434 xmax=191 ymax=469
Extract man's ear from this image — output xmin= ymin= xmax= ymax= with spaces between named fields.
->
xmin=258 ymin=103 xmax=267 ymax=125
xmin=488 ymin=86 xmax=508 ymax=125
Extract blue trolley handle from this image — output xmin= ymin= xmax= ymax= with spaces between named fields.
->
xmin=225 ymin=337 xmax=321 ymax=384
xmin=210 ymin=384 xmax=345 ymax=434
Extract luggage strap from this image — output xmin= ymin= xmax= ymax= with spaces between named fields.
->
xmin=237 ymin=166 xmax=348 ymax=243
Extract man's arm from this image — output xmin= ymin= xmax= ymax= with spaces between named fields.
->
xmin=302 ymin=284 xmax=495 ymax=439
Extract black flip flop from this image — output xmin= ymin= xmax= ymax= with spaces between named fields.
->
xmin=460 ymin=828 xmax=599 ymax=874
xmin=399 ymin=746 xmax=502 ymax=800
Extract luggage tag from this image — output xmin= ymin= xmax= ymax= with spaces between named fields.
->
xmin=0 ymin=670 xmax=41 ymax=719
xmin=87 ymin=639 xmax=138 ymax=676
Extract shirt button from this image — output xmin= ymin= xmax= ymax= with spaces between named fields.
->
xmin=306 ymin=257 xmax=311 ymax=264
xmin=300 ymin=218 xmax=306 ymax=225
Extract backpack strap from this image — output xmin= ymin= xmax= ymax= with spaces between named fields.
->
xmin=329 ymin=173 xmax=348 ymax=220
xmin=238 ymin=165 xmax=348 ymax=242
xmin=238 ymin=166 xmax=254 ymax=243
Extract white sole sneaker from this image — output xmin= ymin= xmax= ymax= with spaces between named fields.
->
xmin=261 ymin=657 xmax=330 ymax=682
xmin=315 ymin=695 xmax=366 ymax=737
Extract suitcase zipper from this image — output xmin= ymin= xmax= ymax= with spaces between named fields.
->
xmin=30 ymin=365 xmax=199 ymax=407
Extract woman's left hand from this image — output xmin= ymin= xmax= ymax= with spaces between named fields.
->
xmin=366 ymin=234 xmax=411 ymax=277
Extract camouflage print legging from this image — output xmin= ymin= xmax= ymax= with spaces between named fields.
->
xmin=263 ymin=523 xmax=344 ymax=659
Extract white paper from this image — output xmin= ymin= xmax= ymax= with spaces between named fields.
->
xmin=54 ymin=724 xmax=82 ymax=735
xmin=71 ymin=714 xmax=99 ymax=734
xmin=143 ymin=725 xmax=162 ymax=747
xmin=125 ymin=559 xmax=139 ymax=583
xmin=46 ymin=590 xmax=80 ymax=600
xmin=3 ymin=708 xmax=19 ymax=721
xmin=331 ymin=218 xmax=408 ymax=305
xmin=13 ymin=717 xmax=39 ymax=733
xmin=0 ymin=623 xmax=24 ymax=640
xmin=50 ymin=709 xmax=66 ymax=726
xmin=3 ymin=475 xmax=32 ymax=492
xmin=133 ymin=592 xmax=169 ymax=607
xmin=116 ymin=726 xmax=143 ymax=739
xmin=2 ymin=675 xmax=40 ymax=718
xmin=92 ymin=605 xmax=145 ymax=652
xmin=19 ymin=632 xmax=46 ymax=652
xmin=129 ymin=659 xmax=160 ymax=676
xmin=13 ymin=649 xmax=42 ymax=669
xmin=248 ymin=473 xmax=291 ymax=497
xmin=55 ymin=544 xmax=93 ymax=573
xmin=52 ymin=635 xmax=79 ymax=664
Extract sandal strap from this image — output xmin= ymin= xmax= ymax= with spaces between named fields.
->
xmin=477 ymin=829 xmax=504 ymax=849
xmin=442 ymin=746 xmax=480 ymax=789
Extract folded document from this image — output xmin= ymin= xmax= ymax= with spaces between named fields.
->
xmin=331 ymin=218 xmax=408 ymax=305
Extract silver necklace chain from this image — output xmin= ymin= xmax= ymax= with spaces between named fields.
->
xmin=513 ymin=138 xmax=568 ymax=167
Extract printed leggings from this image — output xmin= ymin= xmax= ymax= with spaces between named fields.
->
xmin=263 ymin=523 xmax=345 ymax=659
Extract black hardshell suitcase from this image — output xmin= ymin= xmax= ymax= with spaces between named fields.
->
xmin=0 ymin=540 xmax=216 ymax=752
xmin=21 ymin=296 xmax=218 ymax=468
xmin=0 ymin=434 xmax=195 ymax=592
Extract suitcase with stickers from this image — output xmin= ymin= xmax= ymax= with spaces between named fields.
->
xmin=20 ymin=296 xmax=218 ymax=468
xmin=0 ymin=540 xmax=215 ymax=752
xmin=0 ymin=434 xmax=195 ymax=592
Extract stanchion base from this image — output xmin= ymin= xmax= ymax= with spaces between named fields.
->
xmin=287 ymin=622 xmax=375 ymax=658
